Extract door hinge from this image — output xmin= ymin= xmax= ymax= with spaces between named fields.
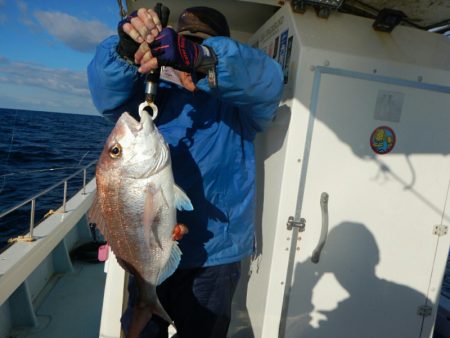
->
xmin=417 ymin=305 xmax=432 ymax=317
xmin=287 ymin=216 xmax=306 ymax=231
xmin=432 ymin=224 xmax=448 ymax=237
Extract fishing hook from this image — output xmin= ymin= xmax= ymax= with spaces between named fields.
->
xmin=139 ymin=101 xmax=159 ymax=121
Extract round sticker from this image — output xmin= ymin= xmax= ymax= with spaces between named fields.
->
xmin=370 ymin=126 xmax=396 ymax=154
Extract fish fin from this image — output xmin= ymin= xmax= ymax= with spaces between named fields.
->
xmin=152 ymin=295 xmax=174 ymax=326
xmin=143 ymin=185 xmax=158 ymax=230
xmin=143 ymin=185 xmax=165 ymax=250
xmin=87 ymin=194 xmax=110 ymax=242
xmin=173 ymin=184 xmax=193 ymax=211
xmin=157 ymin=242 xmax=182 ymax=286
xmin=128 ymin=307 xmax=153 ymax=338
xmin=129 ymin=278 xmax=173 ymax=336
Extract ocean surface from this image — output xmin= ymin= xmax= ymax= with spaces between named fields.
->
xmin=0 ymin=107 xmax=448 ymax=301
xmin=0 ymin=107 xmax=112 ymax=250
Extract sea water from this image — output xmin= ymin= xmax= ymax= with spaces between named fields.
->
xmin=0 ymin=107 xmax=112 ymax=249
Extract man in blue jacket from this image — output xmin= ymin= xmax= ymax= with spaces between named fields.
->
xmin=88 ymin=6 xmax=283 ymax=338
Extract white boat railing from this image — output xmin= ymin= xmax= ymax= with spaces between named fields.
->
xmin=0 ymin=173 xmax=98 ymax=330
xmin=0 ymin=160 xmax=97 ymax=243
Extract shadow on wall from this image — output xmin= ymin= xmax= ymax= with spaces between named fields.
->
xmin=283 ymin=222 xmax=433 ymax=338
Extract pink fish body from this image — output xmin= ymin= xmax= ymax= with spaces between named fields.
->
xmin=89 ymin=108 xmax=192 ymax=338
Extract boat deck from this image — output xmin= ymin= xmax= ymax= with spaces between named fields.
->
xmin=15 ymin=260 xmax=105 ymax=338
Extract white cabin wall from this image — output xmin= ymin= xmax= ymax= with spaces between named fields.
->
xmin=231 ymin=3 xmax=450 ymax=337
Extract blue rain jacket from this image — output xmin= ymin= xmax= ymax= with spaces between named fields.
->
xmin=88 ymin=35 xmax=283 ymax=268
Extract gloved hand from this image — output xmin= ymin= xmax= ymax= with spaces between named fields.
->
xmin=149 ymin=27 xmax=216 ymax=73
xmin=116 ymin=11 xmax=140 ymax=62
xmin=116 ymin=9 xmax=162 ymax=62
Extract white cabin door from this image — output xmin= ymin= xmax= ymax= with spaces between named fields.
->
xmin=282 ymin=68 xmax=450 ymax=338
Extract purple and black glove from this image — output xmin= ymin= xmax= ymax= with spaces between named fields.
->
xmin=116 ymin=11 xmax=140 ymax=62
xmin=116 ymin=3 xmax=169 ymax=62
xmin=150 ymin=27 xmax=217 ymax=74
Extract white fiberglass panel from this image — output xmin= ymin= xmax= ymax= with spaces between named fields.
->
xmin=284 ymin=70 xmax=450 ymax=338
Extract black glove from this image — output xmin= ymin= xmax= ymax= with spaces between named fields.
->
xmin=150 ymin=27 xmax=217 ymax=74
xmin=116 ymin=11 xmax=140 ymax=62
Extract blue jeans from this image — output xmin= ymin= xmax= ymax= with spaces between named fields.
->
xmin=121 ymin=262 xmax=241 ymax=338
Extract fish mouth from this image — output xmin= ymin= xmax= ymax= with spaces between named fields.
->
xmin=138 ymin=105 xmax=156 ymax=134
xmin=119 ymin=112 xmax=141 ymax=137
xmin=120 ymin=110 xmax=154 ymax=137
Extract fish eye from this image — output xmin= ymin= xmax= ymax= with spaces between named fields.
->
xmin=109 ymin=144 xmax=122 ymax=158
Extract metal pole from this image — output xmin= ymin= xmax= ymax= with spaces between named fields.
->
xmin=83 ymin=169 xmax=87 ymax=195
xmin=29 ymin=199 xmax=35 ymax=239
xmin=63 ymin=181 xmax=68 ymax=213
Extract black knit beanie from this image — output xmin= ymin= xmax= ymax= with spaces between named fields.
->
xmin=177 ymin=7 xmax=230 ymax=38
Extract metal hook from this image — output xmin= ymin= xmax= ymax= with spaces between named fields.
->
xmin=138 ymin=101 xmax=159 ymax=120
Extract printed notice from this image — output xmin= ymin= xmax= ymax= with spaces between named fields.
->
xmin=374 ymin=90 xmax=404 ymax=123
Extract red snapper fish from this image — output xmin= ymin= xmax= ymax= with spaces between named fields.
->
xmin=89 ymin=104 xmax=193 ymax=338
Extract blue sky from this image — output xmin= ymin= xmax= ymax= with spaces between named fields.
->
xmin=0 ymin=0 xmax=120 ymax=115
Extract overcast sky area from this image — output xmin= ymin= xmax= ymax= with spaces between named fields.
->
xmin=0 ymin=0 xmax=119 ymax=115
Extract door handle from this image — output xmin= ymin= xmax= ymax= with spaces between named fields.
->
xmin=311 ymin=192 xmax=329 ymax=264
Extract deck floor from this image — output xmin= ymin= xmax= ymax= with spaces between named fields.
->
xmin=20 ymin=261 xmax=106 ymax=338
xmin=9 ymin=257 xmax=447 ymax=338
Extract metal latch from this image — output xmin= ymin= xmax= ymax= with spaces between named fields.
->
xmin=432 ymin=224 xmax=448 ymax=237
xmin=417 ymin=305 xmax=432 ymax=317
xmin=287 ymin=216 xmax=306 ymax=231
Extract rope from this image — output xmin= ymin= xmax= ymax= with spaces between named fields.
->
xmin=8 ymin=235 xmax=35 ymax=243
xmin=8 ymin=209 xmax=64 ymax=244
xmin=43 ymin=209 xmax=65 ymax=219
xmin=7 ymin=209 xmax=66 ymax=244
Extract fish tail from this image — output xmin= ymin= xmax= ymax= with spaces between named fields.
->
xmin=153 ymin=295 xmax=175 ymax=326
xmin=127 ymin=278 xmax=175 ymax=338
xmin=127 ymin=304 xmax=153 ymax=338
